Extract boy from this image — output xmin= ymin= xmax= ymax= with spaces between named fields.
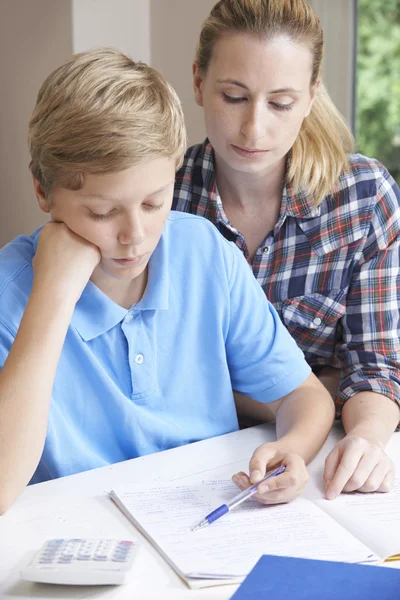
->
xmin=0 ymin=48 xmax=334 ymax=513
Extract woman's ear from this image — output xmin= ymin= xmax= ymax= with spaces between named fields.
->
xmin=193 ymin=61 xmax=205 ymax=107
xmin=32 ymin=175 xmax=50 ymax=213
xmin=305 ymin=80 xmax=320 ymax=117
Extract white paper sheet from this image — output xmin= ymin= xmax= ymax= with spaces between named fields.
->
xmin=111 ymin=476 xmax=378 ymax=588
xmin=314 ymin=478 xmax=400 ymax=560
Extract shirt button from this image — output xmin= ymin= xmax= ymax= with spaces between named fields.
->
xmin=135 ymin=353 xmax=144 ymax=365
xmin=262 ymin=246 xmax=269 ymax=254
xmin=124 ymin=314 xmax=133 ymax=324
xmin=312 ymin=317 xmax=322 ymax=326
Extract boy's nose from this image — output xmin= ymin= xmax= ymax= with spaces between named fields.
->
xmin=118 ymin=219 xmax=145 ymax=245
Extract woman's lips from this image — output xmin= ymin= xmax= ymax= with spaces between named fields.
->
xmin=231 ymin=144 xmax=269 ymax=158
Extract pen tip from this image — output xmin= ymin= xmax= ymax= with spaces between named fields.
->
xmin=191 ymin=520 xmax=208 ymax=532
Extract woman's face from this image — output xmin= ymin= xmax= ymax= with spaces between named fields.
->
xmin=193 ymin=33 xmax=318 ymax=176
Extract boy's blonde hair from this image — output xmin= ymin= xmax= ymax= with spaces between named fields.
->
xmin=29 ymin=47 xmax=187 ymax=196
xmin=196 ymin=0 xmax=355 ymax=205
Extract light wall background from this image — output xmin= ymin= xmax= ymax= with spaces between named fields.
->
xmin=0 ymin=0 xmax=355 ymax=246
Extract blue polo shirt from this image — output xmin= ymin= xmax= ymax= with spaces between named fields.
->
xmin=0 ymin=212 xmax=310 ymax=484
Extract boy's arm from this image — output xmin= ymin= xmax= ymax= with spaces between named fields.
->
xmin=0 ymin=223 xmax=99 ymax=513
xmin=234 ymin=372 xmax=335 ymax=460
xmin=233 ymin=373 xmax=334 ymax=504
xmin=222 ymin=240 xmax=334 ymax=504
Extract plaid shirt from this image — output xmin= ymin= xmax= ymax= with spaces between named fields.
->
xmin=173 ymin=140 xmax=400 ymax=418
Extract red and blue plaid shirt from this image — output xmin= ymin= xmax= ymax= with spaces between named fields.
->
xmin=173 ymin=140 xmax=400 ymax=417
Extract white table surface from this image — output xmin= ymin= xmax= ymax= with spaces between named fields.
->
xmin=0 ymin=423 xmax=398 ymax=599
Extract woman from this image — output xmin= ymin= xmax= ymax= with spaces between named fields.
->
xmin=173 ymin=0 xmax=400 ymax=499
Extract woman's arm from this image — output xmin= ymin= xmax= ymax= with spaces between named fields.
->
xmin=324 ymin=391 xmax=399 ymax=499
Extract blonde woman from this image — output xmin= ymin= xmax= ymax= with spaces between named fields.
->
xmin=173 ymin=0 xmax=400 ymax=499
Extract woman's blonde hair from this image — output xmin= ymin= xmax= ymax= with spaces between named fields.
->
xmin=196 ymin=0 xmax=355 ymax=205
xmin=29 ymin=47 xmax=187 ymax=196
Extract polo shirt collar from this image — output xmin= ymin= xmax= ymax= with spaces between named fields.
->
xmin=71 ymin=283 xmax=126 ymax=341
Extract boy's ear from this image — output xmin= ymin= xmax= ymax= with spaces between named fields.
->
xmin=32 ymin=174 xmax=50 ymax=213
xmin=193 ymin=61 xmax=205 ymax=107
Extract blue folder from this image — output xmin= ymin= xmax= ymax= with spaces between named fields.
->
xmin=230 ymin=555 xmax=400 ymax=599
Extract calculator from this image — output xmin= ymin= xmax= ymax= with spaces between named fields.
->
xmin=20 ymin=538 xmax=138 ymax=585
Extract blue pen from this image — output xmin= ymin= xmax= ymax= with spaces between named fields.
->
xmin=191 ymin=464 xmax=286 ymax=532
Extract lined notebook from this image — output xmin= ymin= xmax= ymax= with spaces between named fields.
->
xmin=110 ymin=461 xmax=400 ymax=589
xmin=230 ymin=555 xmax=400 ymax=599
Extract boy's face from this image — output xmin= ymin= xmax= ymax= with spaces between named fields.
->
xmin=37 ymin=157 xmax=176 ymax=282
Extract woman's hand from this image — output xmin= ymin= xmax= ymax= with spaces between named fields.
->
xmin=232 ymin=442 xmax=309 ymax=505
xmin=324 ymin=435 xmax=395 ymax=499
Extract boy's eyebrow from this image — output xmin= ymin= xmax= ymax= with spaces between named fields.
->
xmin=216 ymin=79 xmax=302 ymax=94
xmin=79 ymin=181 xmax=175 ymax=202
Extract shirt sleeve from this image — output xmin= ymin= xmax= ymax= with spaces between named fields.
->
xmin=225 ymin=243 xmax=311 ymax=403
xmin=0 ymin=319 xmax=16 ymax=369
xmin=335 ymin=169 xmax=400 ymax=421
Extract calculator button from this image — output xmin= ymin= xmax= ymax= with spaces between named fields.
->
xmin=39 ymin=559 xmax=54 ymax=564
xmin=119 ymin=541 xmax=133 ymax=545
xmin=58 ymin=559 xmax=73 ymax=564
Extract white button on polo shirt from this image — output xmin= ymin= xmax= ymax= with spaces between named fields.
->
xmin=135 ymin=353 xmax=144 ymax=365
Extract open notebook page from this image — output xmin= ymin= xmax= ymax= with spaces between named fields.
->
xmin=313 ymin=478 xmax=400 ymax=561
xmin=110 ymin=473 xmax=378 ymax=588
xmin=309 ymin=433 xmax=400 ymax=561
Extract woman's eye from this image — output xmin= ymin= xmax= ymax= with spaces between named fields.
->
xmin=271 ymin=102 xmax=294 ymax=111
xmin=222 ymin=93 xmax=246 ymax=104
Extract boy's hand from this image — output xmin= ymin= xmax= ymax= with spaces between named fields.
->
xmin=324 ymin=435 xmax=395 ymax=500
xmin=33 ymin=222 xmax=101 ymax=302
xmin=232 ymin=442 xmax=309 ymax=504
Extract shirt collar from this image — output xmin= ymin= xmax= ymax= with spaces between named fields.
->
xmin=283 ymin=183 xmax=321 ymax=219
xmin=201 ymin=138 xmax=228 ymax=224
xmin=200 ymin=140 xmax=228 ymax=225
xmin=32 ymin=225 xmax=169 ymax=342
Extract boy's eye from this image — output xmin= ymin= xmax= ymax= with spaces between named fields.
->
xmin=222 ymin=93 xmax=246 ymax=104
xmin=143 ymin=203 xmax=163 ymax=212
xmin=89 ymin=210 xmax=115 ymax=221
xmin=270 ymin=102 xmax=294 ymax=111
